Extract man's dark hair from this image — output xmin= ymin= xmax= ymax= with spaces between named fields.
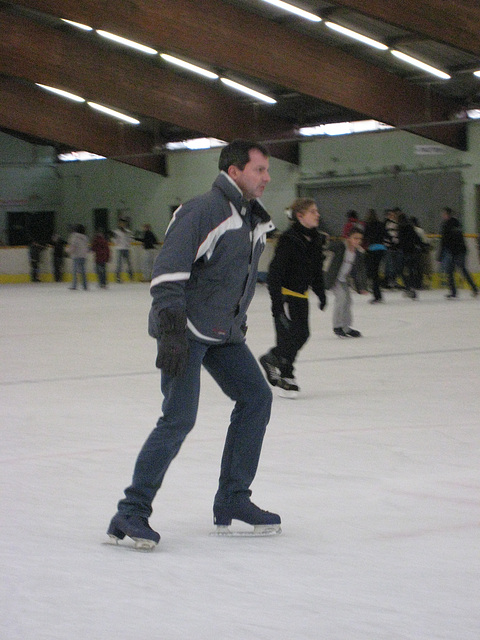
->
xmin=218 ymin=139 xmax=269 ymax=172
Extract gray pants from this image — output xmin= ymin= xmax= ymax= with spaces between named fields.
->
xmin=332 ymin=281 xmax=352 ymax=330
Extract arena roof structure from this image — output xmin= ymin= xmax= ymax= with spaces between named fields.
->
xmin=1 ymin=0 xmax=479 ymax=172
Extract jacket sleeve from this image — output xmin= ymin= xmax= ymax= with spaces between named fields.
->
xmin=353 ymin=251 xmax=367 ymax=292
xmin=149 ymin=200 xmax=216 ymax=312
xmin=267 ymin=235 xmax=290 ymax=316
xmin=311 ymin=243 xmax=326 ymax=301
xmin=323 ymin=242 xmax=343 ymax=290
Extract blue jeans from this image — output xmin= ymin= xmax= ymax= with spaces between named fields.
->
xmin=444 ymin=251 xmax=477 ymax=296
xmin=116 ymin=249 xmax=133 ymax=280
xmin=118 ymin=340 xmax=273 ymax=518
xmin=96 ymin=263 xmax=107 ymax=287
xmin=384 ymin=249 xmax=402 ymax=285
xmin=72 ymin=257 xmax=87 ymax=290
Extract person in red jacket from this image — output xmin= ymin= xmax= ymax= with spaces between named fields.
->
xmin=91 ymin=230 xmax=110 ymax=288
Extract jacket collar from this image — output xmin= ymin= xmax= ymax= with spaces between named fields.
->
xmin=213 ymin=172 xmax=271 ymax=225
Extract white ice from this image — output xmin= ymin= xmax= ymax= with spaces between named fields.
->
xmin=1 ymin=282 xmax=479 ymax=640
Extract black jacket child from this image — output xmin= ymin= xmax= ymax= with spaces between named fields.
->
xmin=267 ymin=220 xmax=327 ymax=317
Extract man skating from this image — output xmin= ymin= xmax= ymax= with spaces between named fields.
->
xmin=107 ymin=140 xmax=281 ymax=549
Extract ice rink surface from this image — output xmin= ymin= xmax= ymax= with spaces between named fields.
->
xmin=1 ymin=282 xmax=479 ymax=640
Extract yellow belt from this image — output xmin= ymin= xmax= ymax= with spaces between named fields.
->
xmin=281 ymin=287 xmax=309 ymax=299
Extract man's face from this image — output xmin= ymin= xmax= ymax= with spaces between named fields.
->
xmin=228 ymin=149 xmax=271 ymax=200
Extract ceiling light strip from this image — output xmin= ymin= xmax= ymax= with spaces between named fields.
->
xmin=87 ymin=102 xmax=140 ymax=124
xmin=260 ymin=0 xmax=321 ymax=22
xmin=96 ymin=30 xmax=157 ymax=55
xmin=35 ymin=83 xmax=85 ymax=102
xmin=391 ymin=50 xmax=450 ymax=80
xmin=220 ymin=78 xmax=277 ymax=104
xmin=325 ymin=21 xmax=388 ymax=50
xmin=61 ymin=18 xmax=93 ymax=31
xmin=160 ymin=54 xmax=218 ymax=79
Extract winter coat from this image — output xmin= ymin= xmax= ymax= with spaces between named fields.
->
xmin=113 ymin=228 xmax=132 ymax=250
xmin=91 ymin=235 xmax=110 ymax=264
xmin=267 ymin=220 xmax=326 ymax=316
xmin=363 ymin=219 xmax=386 ymax=252
xmin=397 ymin=221 xmax=423 ymax=255
xmin=67 ymin=232 xmax=89 ymax=259
xmin=439 ymin=217 xmax=466 ymax=257
xmin=149 ymin=172 xmax=274 ymax=345
xmin=323 ymin=240 xmax=367 ymax=292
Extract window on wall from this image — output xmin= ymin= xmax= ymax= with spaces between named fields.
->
xmin=93 ymin=208 xmax=109 ymax=235
xmin=7 ymin=211 xmax=55 ymax=246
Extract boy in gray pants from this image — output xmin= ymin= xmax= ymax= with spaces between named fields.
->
xmin=324 ymin=226 xmax=367 ymax=337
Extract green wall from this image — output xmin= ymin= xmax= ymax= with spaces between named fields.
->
xmin=2 ymin=123 xmax=480 ymax=243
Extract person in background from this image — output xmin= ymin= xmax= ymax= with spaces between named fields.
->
xmin=438 ymin=207 xmax=478 ymax=299
xmin=397 ymin=213 xmax=423 ymax=299
xmin=91 ymin=230 xmax=110 ymax=288
xmin=113 ymin=218 xmax=133 ymax=282
xmin=259 ymin=197 xmax=327 ymax=398
xmin=342 ymin=210 xmax=362 ymax=238
xmin=136 ymin=223 xmax=159 ymax=282
xmin=29 ymin=239 xmax=44 ymax=282
xmin=324 ymin=226 xmax=367 ymax=337
xmin=383 ymin=209 xmax=401 ymax=288
xmin=67 ymin=224 xmax=89 ymax=291
xmin=363 ymin=208 xmax=386 ymax=304
xmin=50 ymin=234 xmax=66 ymax=282
xmin=410 ymin=216 xmax=431 ymax=289
xmin=107 ymin=139 xmax=280 ymax=549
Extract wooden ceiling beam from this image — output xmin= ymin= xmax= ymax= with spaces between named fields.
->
xmin=0 ymin=76 xmax=165 ymax=173
xmin=330 ymin=0 xmax=480 ymax=58
xmin=11 ymin=0 xmax=465 ymax=147
xmin=0 ymin=7 xmax=296 ymax=154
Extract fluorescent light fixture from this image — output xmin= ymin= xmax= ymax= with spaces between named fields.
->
xmin=35 ymin=83 xmax=85 ymax=103
xmin=96 ymin=30 xmax=157 ymax=55
xmin=160 ymin=54 xmax=218 ymax=79
xmin=260 ymin=0 xmax=321 ymax=22
xmin=474 ymin=70 xmax=480 ymax=78
xmin=299 ymin=119 xmax=393 ymax=137
xmin=61 ymin=18 xmax=92 ymax=31
xmin=391 ymin=50 xmax=451 ymax=79
xmin=166 ymin=138 xmax=226 ymax=151
xmin=325 ymin=21 xmax=388 ymax=50
xmin=220 ymin=78 xmax=276 ymax=104
xmin=58 ymin=151 xmax=106 ymax=162
xmin=467 ymin=109 xmax=480 ymax=119
xmin=87 ymin=102 xmax=140 ymax=125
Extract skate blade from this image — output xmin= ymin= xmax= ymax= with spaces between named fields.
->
xmin=277 ymin=388 xmax=298 ymax=399
xmin=104 ymin=534 xmax=157 ymax=551
xmin=132 ymin=537 xmax=157 ymax=551
xmin=210 ymin=524 xmax=281 ymax=537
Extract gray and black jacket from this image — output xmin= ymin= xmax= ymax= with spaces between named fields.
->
xmin=323 ymin=240 xmax=367 ymax=292
xmin=149 ymin=172 xmax=275 ymax=344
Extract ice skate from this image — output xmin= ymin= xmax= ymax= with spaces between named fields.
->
xmin=277 ymin=376 xmax=299 ymax=399
xmin=106 ymin=513 xmax=160 ymax=550
xmin=211 ymin=501 xmax=281 ymax=537
xmin=344 ymin=327 xmax=362 ymax=337
xmin=259 ymin=352 xmax=281 ymax=387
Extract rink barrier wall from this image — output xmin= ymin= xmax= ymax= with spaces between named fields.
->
xmin=0 ymin=236 xmax=479 ymax=286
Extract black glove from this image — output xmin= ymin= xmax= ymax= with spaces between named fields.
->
xmin=319 ymin=294 xmax=327 ymax=311
xmin=149 ymin=307 xmax=189 ymax=377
